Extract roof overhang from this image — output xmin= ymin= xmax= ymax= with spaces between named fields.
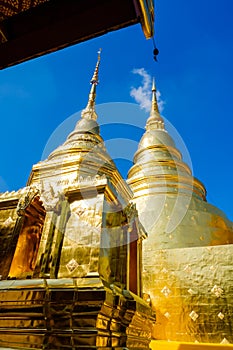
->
xmin=0 ymin=0 xmax=154 ymax=70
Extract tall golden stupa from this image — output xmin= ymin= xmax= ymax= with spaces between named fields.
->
xmin=0 ymin=53 xmax=155 ymax=349
xmin=0 ymin=52 xmax=233 ymax=350
xmin=128 ymin=80 xmax=233 ymax=344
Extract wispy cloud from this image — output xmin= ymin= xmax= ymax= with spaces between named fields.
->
xmin=156 ymin=89 xmax=165 ymax=113
xmin=0 ymin=176 xmax=9 ymax=193
xmin=130 ymin=68 xmax=165 ymax=113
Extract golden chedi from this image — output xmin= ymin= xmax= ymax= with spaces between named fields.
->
xmin=127 ymin=79 xmax=233 ymax=343
xmin=0 ymin=53 xmax=155 ymax=349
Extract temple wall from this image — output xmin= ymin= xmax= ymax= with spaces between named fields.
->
xmin=143 ymin=244 xmax=233 ymax=343
xmin=58 ymin=194 xmax=104 ymax=278
xmin=0 ymin=278 xmax=154 ymax=349
xmin=130 ymin=191 xmax=233 ymax=344
xmin=135 ymin=195 xmax=233 ymax=250
xmin=0 ymin=204 xmax=20 ymax=279
xmin=99 ymin=207 xmax=128 ymax=288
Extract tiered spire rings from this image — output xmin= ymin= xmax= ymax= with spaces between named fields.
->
xmin=81 ymin=49 xmax=102 ymax=120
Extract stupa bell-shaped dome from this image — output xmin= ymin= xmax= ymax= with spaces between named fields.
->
xmin=127 ymin=79 xmax=233 ymax=249
xmin=28 ymin=50 xmax=119 ymax=186
xmin=128 ymin=79 xmax=206 ymax=201
xmin=127 ymin=79 xmax=233 ymax=343
xmin=138 ymin=80 xmax=175 ymax=149
xmin=46 ymin=49 xmax=112 ymax=170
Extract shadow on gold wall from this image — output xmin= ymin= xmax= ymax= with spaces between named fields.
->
xmin=9 ymin=219 xmax=42 ymax=278
xmin=210 ymin=215 xmax=233 ymax=246
xmin=9 ymin=196 xmax=45 ymax=279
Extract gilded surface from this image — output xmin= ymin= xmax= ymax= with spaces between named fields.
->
xmin=0 ymin=188 xmax=46 ymax=279
xmin=138 ymin=0 xmax=154 ymax=38
xmin=7 ymin=193 xmax=45 ymax=279
xmin=0 ymin=278 xmax=154 ymax=349
xmin=144 ymin=245 xmax=233 ymax=343
xmin=0 ymin=56 xmax=155 ymax=348
xmin=26 ymin=54 xmax=132 ymax=205
xmin=8 ymin=216 xmax=42 ymax=277
xmin=132 ymin=195 xmax=233 ymax=249
xmin=1 ymin=63 xmax=233 ymax=348
xmin=59 ymin=195 xmax=104 ymax=278
xmin=99 ymin=204 xmax=128 ymax=287
xmin=128 ymin=80 xmax=233 ymax=344
xmin=0 ymin=204 xmax=19 ymax=279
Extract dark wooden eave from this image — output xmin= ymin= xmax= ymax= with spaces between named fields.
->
xmin=0 ymin=0 xmax=154 ymax=69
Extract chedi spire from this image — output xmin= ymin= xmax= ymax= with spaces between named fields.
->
xmin=81 ymin=48 xmax=102 ymax=120
xmin=146 ymin=78 xmax=164 ymax=130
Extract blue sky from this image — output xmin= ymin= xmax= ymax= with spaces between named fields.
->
xmin=0 ymin=0 xmax=233 ymax=221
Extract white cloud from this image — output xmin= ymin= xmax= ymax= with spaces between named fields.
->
xmin=130 ymin=68 xmax=165 ymax=113
xmin=0 ymin=176 xmax=9 ymax=193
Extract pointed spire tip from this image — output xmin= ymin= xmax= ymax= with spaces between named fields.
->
xmin=82 ymin=49 xmax=102 ymax=120
xmin=97 ymin=48 xmax=102 ymax=61
xmin=90 ymin=48 xmax=102 ymax=85
xmin=145 ymin=77 xmax=165 ymax=130
xmin=151 ymin=77 xmax=159 ymax=114
xmin=152 ymin=77 xmax=156 ymax=92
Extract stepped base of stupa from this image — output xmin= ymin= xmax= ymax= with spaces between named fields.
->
xmin=0 ymin=278 xmax=155 ymax=350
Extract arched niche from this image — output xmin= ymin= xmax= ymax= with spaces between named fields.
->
xmin=8 ymin=195 xmax=45 ymax=279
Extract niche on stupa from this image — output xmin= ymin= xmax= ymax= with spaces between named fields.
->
xmin=8 ymin=189 xmax=45 ymax=279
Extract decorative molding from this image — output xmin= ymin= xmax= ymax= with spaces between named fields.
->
xmin=123 ymin=202 xmax=138 ymax=222
xmin=40 ymin=182 xmax=64 ymax=212
xmin=17 ymin=186 xmax=40 ymax=216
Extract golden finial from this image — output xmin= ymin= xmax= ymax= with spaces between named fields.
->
xmin=90 ymin=48 xmax=102 ymax=85
xmin=152 ymin=77 xmax=156 ymax=90
xmin=81 ymin=49 xmax=102 ymax=120
xmin=146 ymin=77 xmax=164 ymax=130
xmin=151 ymin=77 xmax=160 ymax=115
